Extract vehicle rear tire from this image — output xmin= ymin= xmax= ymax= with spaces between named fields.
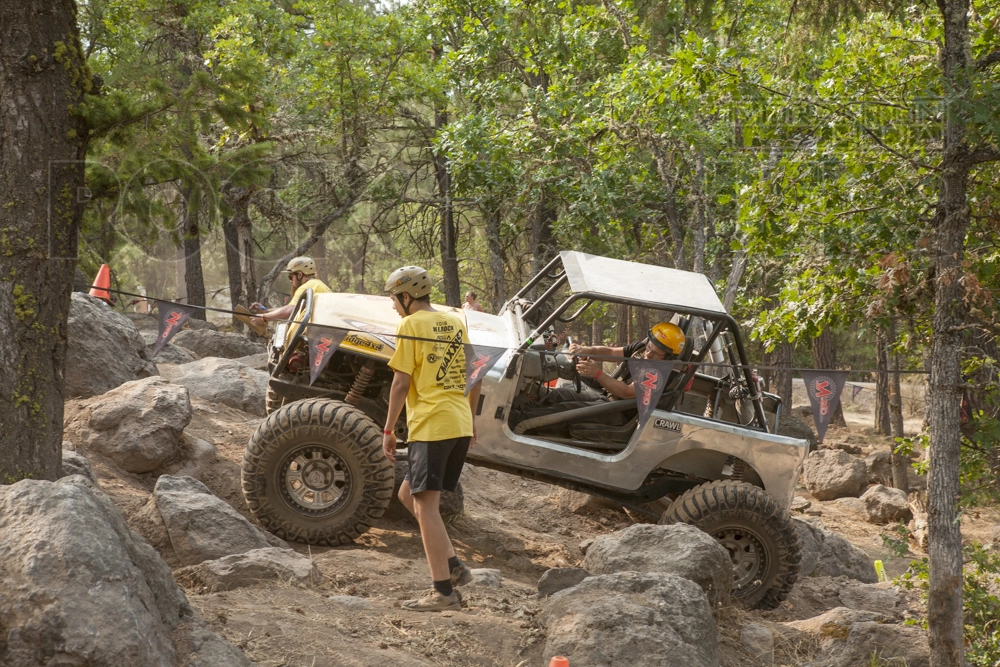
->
xmin=659 ymin=480 xmax=801 ymax=609
xmin=242 ymin=398 xmax=394 ymax=545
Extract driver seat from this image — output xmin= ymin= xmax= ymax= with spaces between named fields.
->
xmin=566 ymin=335 xmax=695 ymax=445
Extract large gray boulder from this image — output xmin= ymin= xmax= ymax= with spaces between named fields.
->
xmin=542 ymin=571 xmax=719 ymax=667
xmin=777 ymin=413 xmax=817 ymax=450
xmin=166 ymin=358 xmax=268 ymax=415
xmin=538 ymin=567 xmax=590 ymax=597
xmin=64 ymin=377 xmax=192 ymax=473
xmin=174 ymin=547 xmax=321 ymax=592
xmin=860 ymin=484 xmax=912 ymax=524
xmin=61 ymin=448 xmax=95 ymax=483
xmin=794 ymin=519 xmax=878 ymax=583
xmin=171 ymin=329 xmax=263 ymax=360
xmin=66 ymin=293 xmax=158 ymax=398
xmin=787 ymin=608 xmax=929 ymax=667
xmin=782 ymin=576 xmax=902 ymax=620
xmin=0 ymin=476 xmax=250 ymax=667
xmin=803 ymin=449 xmax=868 ymax=500
xmin=142 ymin=331 xmax=197 ymax=365
xmin=153 ymin=475 xmax=283 ymax=566
xmin=864 ymin=450 xmax=894 ymax=486
xmin=583 ymin=523 xmax=733 ymax=608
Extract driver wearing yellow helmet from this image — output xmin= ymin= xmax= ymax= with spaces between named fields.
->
xmin=511 ymin=322 xmax=688 ymax=427
xmin=570 ymin=321 xmax=686 ymax=400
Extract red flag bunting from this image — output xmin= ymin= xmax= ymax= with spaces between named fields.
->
xmin=801 ymin=370 xmax=850 ymax=443
xmin=307 ymin=326 xmax=347 ymax=385
xmin=628 ymin=358 xmax=676 ymax=431
xmin=151 ymin=303 xmax=197 ymax=356
xmin=463 ymin=344 xmax=507 ymax=396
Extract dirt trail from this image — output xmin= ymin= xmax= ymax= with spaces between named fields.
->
xmin=74 ymin=394 xmax=999 ymax=667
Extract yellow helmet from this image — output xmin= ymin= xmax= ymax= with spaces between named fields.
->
xmin=649 ymin=322 xmax=685 ymax=357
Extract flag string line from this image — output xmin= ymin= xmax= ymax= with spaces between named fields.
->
xmin=91 ymin=285 xmax=935 ymax=377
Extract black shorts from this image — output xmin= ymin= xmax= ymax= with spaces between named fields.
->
xmin=405 ymin=437 xmax=471 ymax=494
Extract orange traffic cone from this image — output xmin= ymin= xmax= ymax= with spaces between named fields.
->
xmin=89 ymin=264 xmax=112 ymax=304
xmin=549 ymin=658 xmax=569 ymax=667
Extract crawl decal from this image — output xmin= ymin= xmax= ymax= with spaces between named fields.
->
xmin=151 ymin=303 xmax=196 ymax=357
xmin=627 ymin=358 xmax=676 ymax=431
xmin=307 ymin=326 xmax=347 ymax=385
xmin=463 ymin=343 xmax=507 ymax=396
xmin=801 ymin=370 xmax=849 ymax=443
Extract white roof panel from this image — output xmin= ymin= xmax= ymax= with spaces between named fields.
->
xmin=560 ymin=251 xmax=727 ymax=315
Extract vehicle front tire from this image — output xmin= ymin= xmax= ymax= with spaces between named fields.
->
xmin=659 ymin=480 xmax=801 ymax=609
xmin=242 ymin=398 xmax=394 ymax=545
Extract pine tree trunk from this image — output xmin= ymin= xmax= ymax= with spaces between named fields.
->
xmin=811 ymin=329 xmax=847 ymax=427
xmin=434 ymin=105 xmax=460 ymax=307
xmin=0 ymin=0 xmax=89 ymax=482
xmin=182 ymin=188 xmax=206 ymax=320
xmin=312 ymin=233 xmax=327 ymax=285
xmin=927 ymin=0 xmax=973 ymax=661
xmin=485 ymin=205 xmax=504 ymax=313
xmin=775 ymin=342 xmax=794 ymax=410
xmin=614 ymin=304 xmax=629 ymax=347
xmin=875 ymin=325 xmax=892 ymax=435
xmin=237 ymin=217 xmax=257 ymax=312
xmin=888 ymin=344 xmax=909 ymax=492
xmin=531 ymin=195 xmax=558 ymax=278
xmin=222 ymin=214 xmax=243 ymax=331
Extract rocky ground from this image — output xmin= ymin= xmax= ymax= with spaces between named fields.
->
xmin=37 ymin=294 xmax=1000 ymax=666
xmin=74 ymin=383 xmax=991 ymax=667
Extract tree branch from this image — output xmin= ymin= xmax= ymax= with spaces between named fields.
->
xmin=975 ymin=50 xmax=1000 ymax=72
xmin=960 ymin=146 xmax=1000 ymax=168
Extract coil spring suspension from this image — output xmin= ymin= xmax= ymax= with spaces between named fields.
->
xmin=722 ymin=455 xmax=746 ymax=481
xmin=345 ymin=363 xmax=375 ymax=406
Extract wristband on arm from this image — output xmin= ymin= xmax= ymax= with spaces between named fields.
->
xmin=383 ymin=429 xmax=393 ymax=435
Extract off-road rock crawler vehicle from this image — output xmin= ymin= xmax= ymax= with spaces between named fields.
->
xmin=242 ymin=251 xmax=809 ymax=608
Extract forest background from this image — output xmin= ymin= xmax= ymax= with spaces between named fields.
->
xmin=4 ymin=0 xmax=999 ymax=664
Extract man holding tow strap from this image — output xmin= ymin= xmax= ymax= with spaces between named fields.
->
xmin=381 ymin=265 xmax=479 ymax=612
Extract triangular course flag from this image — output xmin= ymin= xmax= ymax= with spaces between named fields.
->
xmin=852 ymin=384 xmax=864 ymax=400
xmin=628 ymin=358 xmax=676 ymax=431
xmin=151 ymin=302 xmax=197 ymax=356
xmin=801 ymin=370 xmax=850 ymax=443
xmin=464 ymin=343 xmax=507 ymax=395
xmin=307 ymin=326 xmax=348 ymax=385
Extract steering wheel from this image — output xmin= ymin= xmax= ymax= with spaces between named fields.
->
xmin=572 ymin=355 xmax=582 ymax=393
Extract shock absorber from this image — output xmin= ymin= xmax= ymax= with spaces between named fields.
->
xmin=345 ymin=362 xmax=375 ymax=406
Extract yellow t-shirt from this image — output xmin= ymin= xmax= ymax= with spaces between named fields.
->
xmin=291 ymin=278 xmax=332 ymax=305
xmin=388 ymin=309 xmax=473 ymax=442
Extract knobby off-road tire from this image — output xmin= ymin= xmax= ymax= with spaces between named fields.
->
xmin=242 ymin=398 xmax=394 ymax=546
xmin=659 ymin=480 xmax=801 ymax=609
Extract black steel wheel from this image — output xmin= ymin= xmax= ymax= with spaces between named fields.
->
xmin=242 ymin=398 xmax=393 ymax=545
xmin=660 ymin=480 xmax=801 ymax=609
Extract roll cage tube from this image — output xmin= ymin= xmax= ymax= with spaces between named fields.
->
xmin=517 ymin=291 xmax=770 ymax=431
xmin=511 ymin=255 xmax=565 ymax=301
xmin=273 ymin=287 xmax=314 ymax=376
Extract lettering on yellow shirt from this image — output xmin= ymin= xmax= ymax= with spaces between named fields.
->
xmin=388 ymin=309 xmax=473 ymax=442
